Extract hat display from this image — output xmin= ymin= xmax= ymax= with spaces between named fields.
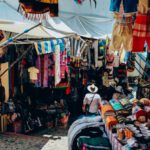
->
xmin=136 ymin=109 xmax=148 ymax=123
xmin=140 ymin=98 xmax=150 ymax=106
xmin=87 ymin=84 xmax=98 ymax=93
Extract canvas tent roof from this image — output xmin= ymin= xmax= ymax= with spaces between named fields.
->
xmin=59 ymin=0 xmax=113 ymax=38
xmin=0 ymin=0 xmax=75 ymax=39
xmin=0 ymin=0 xmax=113 ymax=39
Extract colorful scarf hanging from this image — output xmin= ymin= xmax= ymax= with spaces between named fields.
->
xmin=19 ymin=0 xmax=58 ymax=20
xmin=74 ymin=0 xmax=97 ymax=8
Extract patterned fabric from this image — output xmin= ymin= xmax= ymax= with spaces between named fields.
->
xmin=34 ymin=41 xmax=52 ymax=55
xmin=133 ymin=14 xmax=150 ymax=37
xmin=43 ymin=54 xmax=49 ymax=87
xmin=19 ymin=0 xmax=58 ymax=19
xmin=132 ymin=14 xmax=150 ymax=52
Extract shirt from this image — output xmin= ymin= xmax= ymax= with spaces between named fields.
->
xmin=83 ymin=93 xmax=101 ymax=113
xmin=28 ymin=67 xmax=39 ymax=80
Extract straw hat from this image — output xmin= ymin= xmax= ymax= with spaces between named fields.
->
xmin=87 ymin=84 xmax=98 ymax=93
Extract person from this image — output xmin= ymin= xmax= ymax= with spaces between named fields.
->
xmin=82 ymin=83 xmax=101 ymax=115
xmin=67 ymin=80 xmax=83 ymax=127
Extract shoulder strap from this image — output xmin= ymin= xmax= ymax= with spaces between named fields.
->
xmin=89 ymin=94 xmax=95 ymax=107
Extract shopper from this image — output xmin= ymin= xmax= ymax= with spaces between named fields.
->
xmin=82 ymin=83 xmax=101 ymax=115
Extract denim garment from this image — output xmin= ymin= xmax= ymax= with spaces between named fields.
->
xmin=110 ymin=0 xmax=138 ymax=13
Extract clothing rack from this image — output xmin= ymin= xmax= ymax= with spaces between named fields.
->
xmin=0 ymin=45 xmax=34 ymax=78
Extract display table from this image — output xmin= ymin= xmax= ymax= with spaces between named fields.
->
xmin=0 ymin=114 xmax=8 ymax=132
xmin=105 ymin=124 xmax=123 ymax=150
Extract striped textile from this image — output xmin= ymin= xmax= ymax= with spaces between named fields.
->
xmin=34 ymin=39 xmax=65 ymax=55
xmin=70 ymin=38 xmax=85 ymax=57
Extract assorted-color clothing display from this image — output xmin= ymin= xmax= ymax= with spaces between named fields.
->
xmin=109 ymin=0 xmax=150 ymax=52
xmin=35 ymin=39 xmax=70 ymax=87
xmin=100 ymin=97 xmax=150 ymax=150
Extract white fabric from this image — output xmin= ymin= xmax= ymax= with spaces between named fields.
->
xmin=55 ymin=45 xmax=61 ymax=85
xmin=83 ymin=93 xmax=101 ymax=113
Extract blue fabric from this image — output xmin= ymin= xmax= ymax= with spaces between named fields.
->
xmin=124 ymin=52 xmax=130 ymax=63
xmin=50 ymin=40 xmax=55 ymax=53
xmin=110 ymin=0 xmax=138 ymax=13
xmin=37 ymin=41 xmax=42 ymax=54
xmin=45 ymin=41 xmax=49 ymax=53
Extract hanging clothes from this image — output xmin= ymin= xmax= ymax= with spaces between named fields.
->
xmin=36 ymin=56 xmax=42 ymax=87
xmin=109 ymin=14 xmax=133 ymax=51
xmin=106 ymin=53 xmax=114 ymax=80
xmin=132 ymin=14 xmax=150 ymax=52
xmin=55 ymin=45 xmax=61 ymax=86
xmin=43 ymin=55 xmax=49 ymax=87
xmin=47 ymin=53 xmax=54 ymax=87
xmin=93 ymin=40 xmax=99 ymax=68
xmin=109 ymin=0 xmax=138 ymax=13
xmin=98 ymin=40 xmax=106 ymax=68
xmin=34 ymin=41 xmax=52 ymax=55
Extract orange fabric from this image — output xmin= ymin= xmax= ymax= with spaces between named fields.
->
xmin=101 ymin=105 xmax=114 ymax=118
xmin=105 ymin=116 xmax=118 ymax=130
xmin=124 ymin=128 xmax=133 ymax=139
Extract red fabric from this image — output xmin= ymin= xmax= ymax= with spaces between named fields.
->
xmin=132 ymin=36 xmax=150 ymax=52
xmin=132 ymin=14 xmax=150 ymax=52
xmin=133 ymin=14 xmax=150 ymax=37
xmin=136 ymin=110 xmax=148 ymax=120
xmin=66 ymin=86 xmax=71 ymax=95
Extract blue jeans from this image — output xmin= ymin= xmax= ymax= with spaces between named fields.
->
xmin=110 ymin=0 xmax=138 ymax=13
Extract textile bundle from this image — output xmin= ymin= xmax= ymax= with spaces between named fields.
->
xmin=19 ymin=0 xmax=58 ymax=20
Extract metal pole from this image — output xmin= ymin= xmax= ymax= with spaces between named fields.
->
xmin=134 ymin=58 xmax=150 ymax=79
xmin=137 ymin=53 xmax=150 ymax=68
xmin=0 ymin=23 xmax=42 ymax=48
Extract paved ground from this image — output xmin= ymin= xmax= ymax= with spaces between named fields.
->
xmin=0 ymin=128 xmax=68 ymax=150
xmin=0 ymin=133 xmax=48 ymax=150
xmin=39 ymin=128 xmax=68 ymax=150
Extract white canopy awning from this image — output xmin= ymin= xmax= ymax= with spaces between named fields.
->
xmin=0 ymin=0 xmax=75 ymax=39
xmin=0 ymin=0 xmax=113 ymax=39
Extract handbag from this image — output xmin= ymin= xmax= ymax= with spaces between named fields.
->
xmin=85 ymin=94 xmax=95 ymax=115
